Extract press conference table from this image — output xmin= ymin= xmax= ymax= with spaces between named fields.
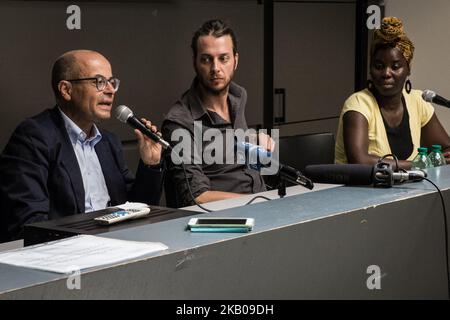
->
xmin=1 ymin=166 xmax=450 ymax=299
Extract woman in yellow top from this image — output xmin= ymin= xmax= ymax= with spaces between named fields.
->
xmin=335 ymin=17 xmax=450 ymax=169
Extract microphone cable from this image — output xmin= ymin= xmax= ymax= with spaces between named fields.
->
xmin=379 ymin=154 xmax=399 ymax=172
xmin=244 ymin=195 xmax=271 ymax=206
xmin=180 ymin=162 xmax=213 ymax=213
xmin=422 ymin=177 xmax=450 ymax=298
xmin=167 ymin=148 xmax=213 ymax=213
xmin=180 ymin=160 xmax=275 ymax=211
xmin=169 ymin=147 xmax=272 ymax=213
xmin=168 ymin=140 xmax=271 ymax=212
xmin=380 ymin=153 xmax=449 ymax=297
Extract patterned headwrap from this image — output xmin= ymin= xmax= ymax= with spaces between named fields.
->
xmin=371 ymin=17 xmax=414 ymax=66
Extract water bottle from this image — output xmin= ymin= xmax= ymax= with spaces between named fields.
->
xmin=428 ymin=145 xmax=446 ymax=167
xmin=411 ymin=147 xmax=432 ymax=170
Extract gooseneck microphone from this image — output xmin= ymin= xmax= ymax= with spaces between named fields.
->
xmin=422 ymin=90 xmax=450 ymax=108
xmin=304 ymin=164 xmax=426 ymax=186
xmin=115 ymin=105 xmax=171 ymax=149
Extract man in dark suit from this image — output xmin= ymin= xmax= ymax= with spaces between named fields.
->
xmin=0 ymin=50 xmax=162 ymax=242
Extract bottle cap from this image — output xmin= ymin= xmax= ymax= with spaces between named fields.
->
xmin=418 ymin=147 xmax=428 ymax=154
xmin=432 ymin=144 xmax=442 ymax=151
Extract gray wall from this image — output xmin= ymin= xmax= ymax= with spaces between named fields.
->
xmin=0 ymin=0 xmax=263 ymax=147
xmin=0 ymin=0 xmax=356 ymax=173
xmin=274 ymin=1 xmax=355 ymax=137
xmin=385 ymin=0 xmax=450 ymax=131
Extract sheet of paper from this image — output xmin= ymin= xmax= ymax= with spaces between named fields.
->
xmin=0 ymin=235 xmax=168 ymax=274
xmin=115 ymin=201 xmax=149 ymax=210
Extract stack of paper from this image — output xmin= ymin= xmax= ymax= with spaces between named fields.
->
xmin=0 ymin=235 xmax=168 ymax=274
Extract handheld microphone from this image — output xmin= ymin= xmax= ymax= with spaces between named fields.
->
xmin=304 ymin=164 xmax=426 ymax=186
xmin=236 ymin=141 xmax=314 ymax=190
xmin=422 ymin=90 xmax=450 ymax=108
xmin=115 ymin=105 xmax=171 ymax=149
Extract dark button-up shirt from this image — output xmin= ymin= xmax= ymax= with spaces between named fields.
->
xmin=162 ymin=78 xmax=266 ymax=207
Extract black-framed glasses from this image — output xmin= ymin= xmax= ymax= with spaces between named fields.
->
xmin=65 ymin=75 xmax=120 ymax=92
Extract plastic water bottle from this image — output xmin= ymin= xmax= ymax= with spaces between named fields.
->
xmin=411 ymin=147 xmax=432 ymax=170
xmin=428 ymin=145 xmax=446 ymax=167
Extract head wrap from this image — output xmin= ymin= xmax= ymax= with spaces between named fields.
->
xmin=371 ymin=17 xmax=414 ymax=66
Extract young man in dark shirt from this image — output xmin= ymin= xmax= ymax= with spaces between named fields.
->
xmin=162 ymin=20 xmax=273 ymax=208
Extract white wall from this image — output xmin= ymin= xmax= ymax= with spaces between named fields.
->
xmin=385 ymin=0 xmax=450 ymax=131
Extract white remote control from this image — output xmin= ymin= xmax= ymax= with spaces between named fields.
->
xmin=94 ymin=207 xmax=151 ymax=225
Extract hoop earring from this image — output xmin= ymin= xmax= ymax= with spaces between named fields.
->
xmin=405 ymin=79 xmax=412 ymax=94
xmin=367 ymin=79 xmax=373 ymax=89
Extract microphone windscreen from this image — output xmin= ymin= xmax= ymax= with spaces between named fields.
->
xmin=114 ymin=105 xmax=133 ymax=123
xmin=422 ymin=90 xmax=436 ymax=103
xmin=305 ymin=164 xmax=374 ymax=185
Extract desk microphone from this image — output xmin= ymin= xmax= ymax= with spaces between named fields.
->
xmin=115 ymin=105 xmax=171 ymax=149
xmin=304 ymin=164 xmax=426 ymax=186
xmin=422 ymin=90 xmax=450 ymax=108
xmin=236 ymin=141 xmax=314 ymax=189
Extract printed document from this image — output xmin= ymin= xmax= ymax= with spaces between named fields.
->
xmin=0 ymin=235 xmax=168 ymax=274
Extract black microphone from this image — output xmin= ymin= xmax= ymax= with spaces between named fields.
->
xmin=235 ymin=141 xmax=314 ymax=189
xmin=115 ymin=105 xmax=171 ymax=149
xmin=305 ymin=164 xmax=374 ymax=185
xmin=422 ymin=90 xmax=450 ymax=108
xmin=304 ymin=164 xmax=426 ymax=186
xmin=277 ymin=163 xmax=314 ymax=190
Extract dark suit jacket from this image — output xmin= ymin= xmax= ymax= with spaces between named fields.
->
xmin=0 ymin=107 xmax=162 ymax=241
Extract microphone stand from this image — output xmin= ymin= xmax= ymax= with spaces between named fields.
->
xmin=277 ymin=176 xmax=287 ymax=198
xmin=275 ymin=167 xmax=314 ymax=198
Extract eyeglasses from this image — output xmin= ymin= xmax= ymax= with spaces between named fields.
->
xmin=65 ymin=75 xmax=120 ymax=92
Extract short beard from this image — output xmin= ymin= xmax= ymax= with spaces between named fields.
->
xmin=195 ymin=68 xmax=234 ymax=96
xmin=203 ymin=80 xmax=231 ymax=96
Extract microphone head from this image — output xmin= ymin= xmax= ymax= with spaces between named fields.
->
xmin=422 ymin=89 xmax=436 ymax=103
xmin=114 ymin=105 xmax=133 ymax=123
